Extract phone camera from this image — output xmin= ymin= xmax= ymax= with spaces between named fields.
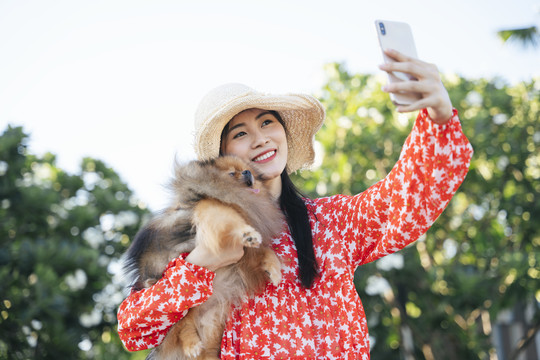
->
xmin=379 ymin=22 xmax=386 ymax=35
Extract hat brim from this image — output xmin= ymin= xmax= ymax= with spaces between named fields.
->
xmin=195 ymin=92 xmax=325 ymax=173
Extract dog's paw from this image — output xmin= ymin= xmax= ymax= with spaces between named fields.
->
xmin=265 ymin=263 xmax=282 ymax=286
xmin=238 ymin=225 xmax=262 ymax=248
xmin=182 ymin=338 xmax=203 ymax=358
xmin=262 ymin=251 xmax=282 ymax=286
xmin=266 ymin=269 xmax=282 ymax=287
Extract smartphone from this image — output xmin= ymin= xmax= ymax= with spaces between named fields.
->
xmin=375 ymin=19 xmax=422 ymax=106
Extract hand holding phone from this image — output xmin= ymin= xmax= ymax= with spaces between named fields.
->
xmin=375 ymin=20 xmax=422 ymax=106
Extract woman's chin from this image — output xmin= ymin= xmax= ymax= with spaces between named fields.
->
xmin=258 ymin=168 xmax=282 ymax=180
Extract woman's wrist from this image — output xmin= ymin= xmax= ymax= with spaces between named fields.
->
xmin=185 ymin=247 xmax=219 ymax=272
xmin=427 ymin=105 xmax=453 ymax=125
xmin=185 ymin=244 xmax=244 ymax=272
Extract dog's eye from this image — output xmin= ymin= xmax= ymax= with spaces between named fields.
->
xmin=229 ymin=172 xmax=235 ymax=177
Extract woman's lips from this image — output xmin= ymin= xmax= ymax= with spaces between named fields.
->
xmin=252 ymin=150 xmax=276 ymax=163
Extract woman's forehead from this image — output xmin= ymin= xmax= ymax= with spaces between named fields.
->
xmin=229 ymin=108 xmax=267 ymax=124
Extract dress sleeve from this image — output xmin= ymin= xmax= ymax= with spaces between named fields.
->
xmin=325 ymin=109 xmax=473 ymax=267
xmin=116 ymin=255 xmax=215 ymax=351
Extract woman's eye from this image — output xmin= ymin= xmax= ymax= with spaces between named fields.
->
xmin=262 ymin=119 xmax=273 ymax=126
xmin=232 ymin=131 xmax=246 ymax=139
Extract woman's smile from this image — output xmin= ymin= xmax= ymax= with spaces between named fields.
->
xmin=252 ymin=149 xmax=277 ymax=163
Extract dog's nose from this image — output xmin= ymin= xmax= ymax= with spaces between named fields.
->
xmin=242 ymin=170 xmax=253 ymax=187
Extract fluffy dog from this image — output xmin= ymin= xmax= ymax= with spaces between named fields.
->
xmin=123 ymin=155 xmax=284 ymax=360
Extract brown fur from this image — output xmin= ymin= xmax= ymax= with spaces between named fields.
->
xmin=123 ymin=156 xmax=284 ymax=360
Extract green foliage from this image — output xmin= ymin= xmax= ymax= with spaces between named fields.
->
xmin=0 ymin=126 xmax=150 ymax=359
xmin=497 ymin=26 xmax=539 ymax=48
xmin=292 ymin=65 xmax=540 ymax=358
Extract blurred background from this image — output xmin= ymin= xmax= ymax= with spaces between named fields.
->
xmin=1 ymin=0 xmax=538 ymax=359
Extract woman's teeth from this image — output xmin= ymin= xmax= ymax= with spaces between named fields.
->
xmin=253 ymin=151 xmax=275 ymax=162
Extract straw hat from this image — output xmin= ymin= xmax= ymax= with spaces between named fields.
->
xmin=193 ymin=83 xmax=325 ymax=173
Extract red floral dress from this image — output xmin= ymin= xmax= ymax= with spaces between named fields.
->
xmin=117 ymin=109 xmax=473 ymax=359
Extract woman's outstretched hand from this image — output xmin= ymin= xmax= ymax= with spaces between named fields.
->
xmin=379 ymin=48 xmax=453 ymax=124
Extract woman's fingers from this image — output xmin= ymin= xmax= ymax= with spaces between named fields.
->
xmin=395 ymin=98 xmax=432 ymax=113
xmin=383 ymin=79 xmax=433 ymax=94
xmin=383 ymin=48 xmax=413 ymax=62
xmin=380 ymin=49 xmax=439 ymax=79
xmin=379 ymin=60 xmax=438 ymax=80
xmin=380 ymin=48 xmax=454 ymax=123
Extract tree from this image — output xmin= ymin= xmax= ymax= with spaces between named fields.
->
xmin=497 ymin=8 xmax=539 ymax=48
xmin=498 ymin=26 xmax=539 ymax=48
xmin=0 ymin=126 xmax=150 ymax=359
xmin=291 ymin=65 xmax=540 ymax=358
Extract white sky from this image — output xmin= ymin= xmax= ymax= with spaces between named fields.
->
xmin=1 ymin=0 xmax=539 ymax=211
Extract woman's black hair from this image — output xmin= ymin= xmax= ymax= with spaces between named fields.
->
xmin=220 ymin=110 xmax=318 ymax=288
xmin=279 ymin=170 xmax=318 ymax=288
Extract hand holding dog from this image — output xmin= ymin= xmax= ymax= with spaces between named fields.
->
xmin=379 ymin=48 xmax=453 ymax=124
xmin=186 ymin=243 xmax=245 ymax=272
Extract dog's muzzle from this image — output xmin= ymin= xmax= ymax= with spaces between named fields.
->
xmin=242 ymin=170 xmax=254 ymax=187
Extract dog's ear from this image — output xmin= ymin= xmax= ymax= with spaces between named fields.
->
xmin=170 ymin=162 xmax=211 ymax=206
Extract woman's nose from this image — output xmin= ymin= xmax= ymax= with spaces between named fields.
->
xmin=252 ymin=131 xmax=268 ymax=148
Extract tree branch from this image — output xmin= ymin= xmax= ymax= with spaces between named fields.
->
xmin=509 ymin=319 xmax=540 ymax=360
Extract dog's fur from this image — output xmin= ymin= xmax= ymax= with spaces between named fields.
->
xmin=123 ymin=156 xmax=284 ymax=360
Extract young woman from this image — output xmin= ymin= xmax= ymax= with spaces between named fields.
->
xmin=117 ymin=49 xmax=473 ymax=359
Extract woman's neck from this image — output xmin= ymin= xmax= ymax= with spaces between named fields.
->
xmin=267 ymin=176 xmax=283 ymax=203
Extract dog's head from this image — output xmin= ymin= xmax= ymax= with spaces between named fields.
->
xmin=170 ymin=156 xmax=268 ymax=206
xmin=213 ymin=156 xmax=261 ymax=192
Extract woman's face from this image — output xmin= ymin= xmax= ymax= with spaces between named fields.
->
xmin=221 ymin=108 xmax=288 ymax=181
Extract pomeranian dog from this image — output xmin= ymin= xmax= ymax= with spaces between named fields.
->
xmin=123 ymin=155 xmax=284 ymax=360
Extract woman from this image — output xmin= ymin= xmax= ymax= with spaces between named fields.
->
xmin=117 ymin=49 xmax=473 ymax=359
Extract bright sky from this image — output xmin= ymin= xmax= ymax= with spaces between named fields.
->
xmin=1 ymin=0 xmax=538 ymax=211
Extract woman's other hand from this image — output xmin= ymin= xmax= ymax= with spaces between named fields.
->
xmin=379 ymin=48 xmax=453 ymax=124
xmin=185 ymin=243 xmax=244 ymax=272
